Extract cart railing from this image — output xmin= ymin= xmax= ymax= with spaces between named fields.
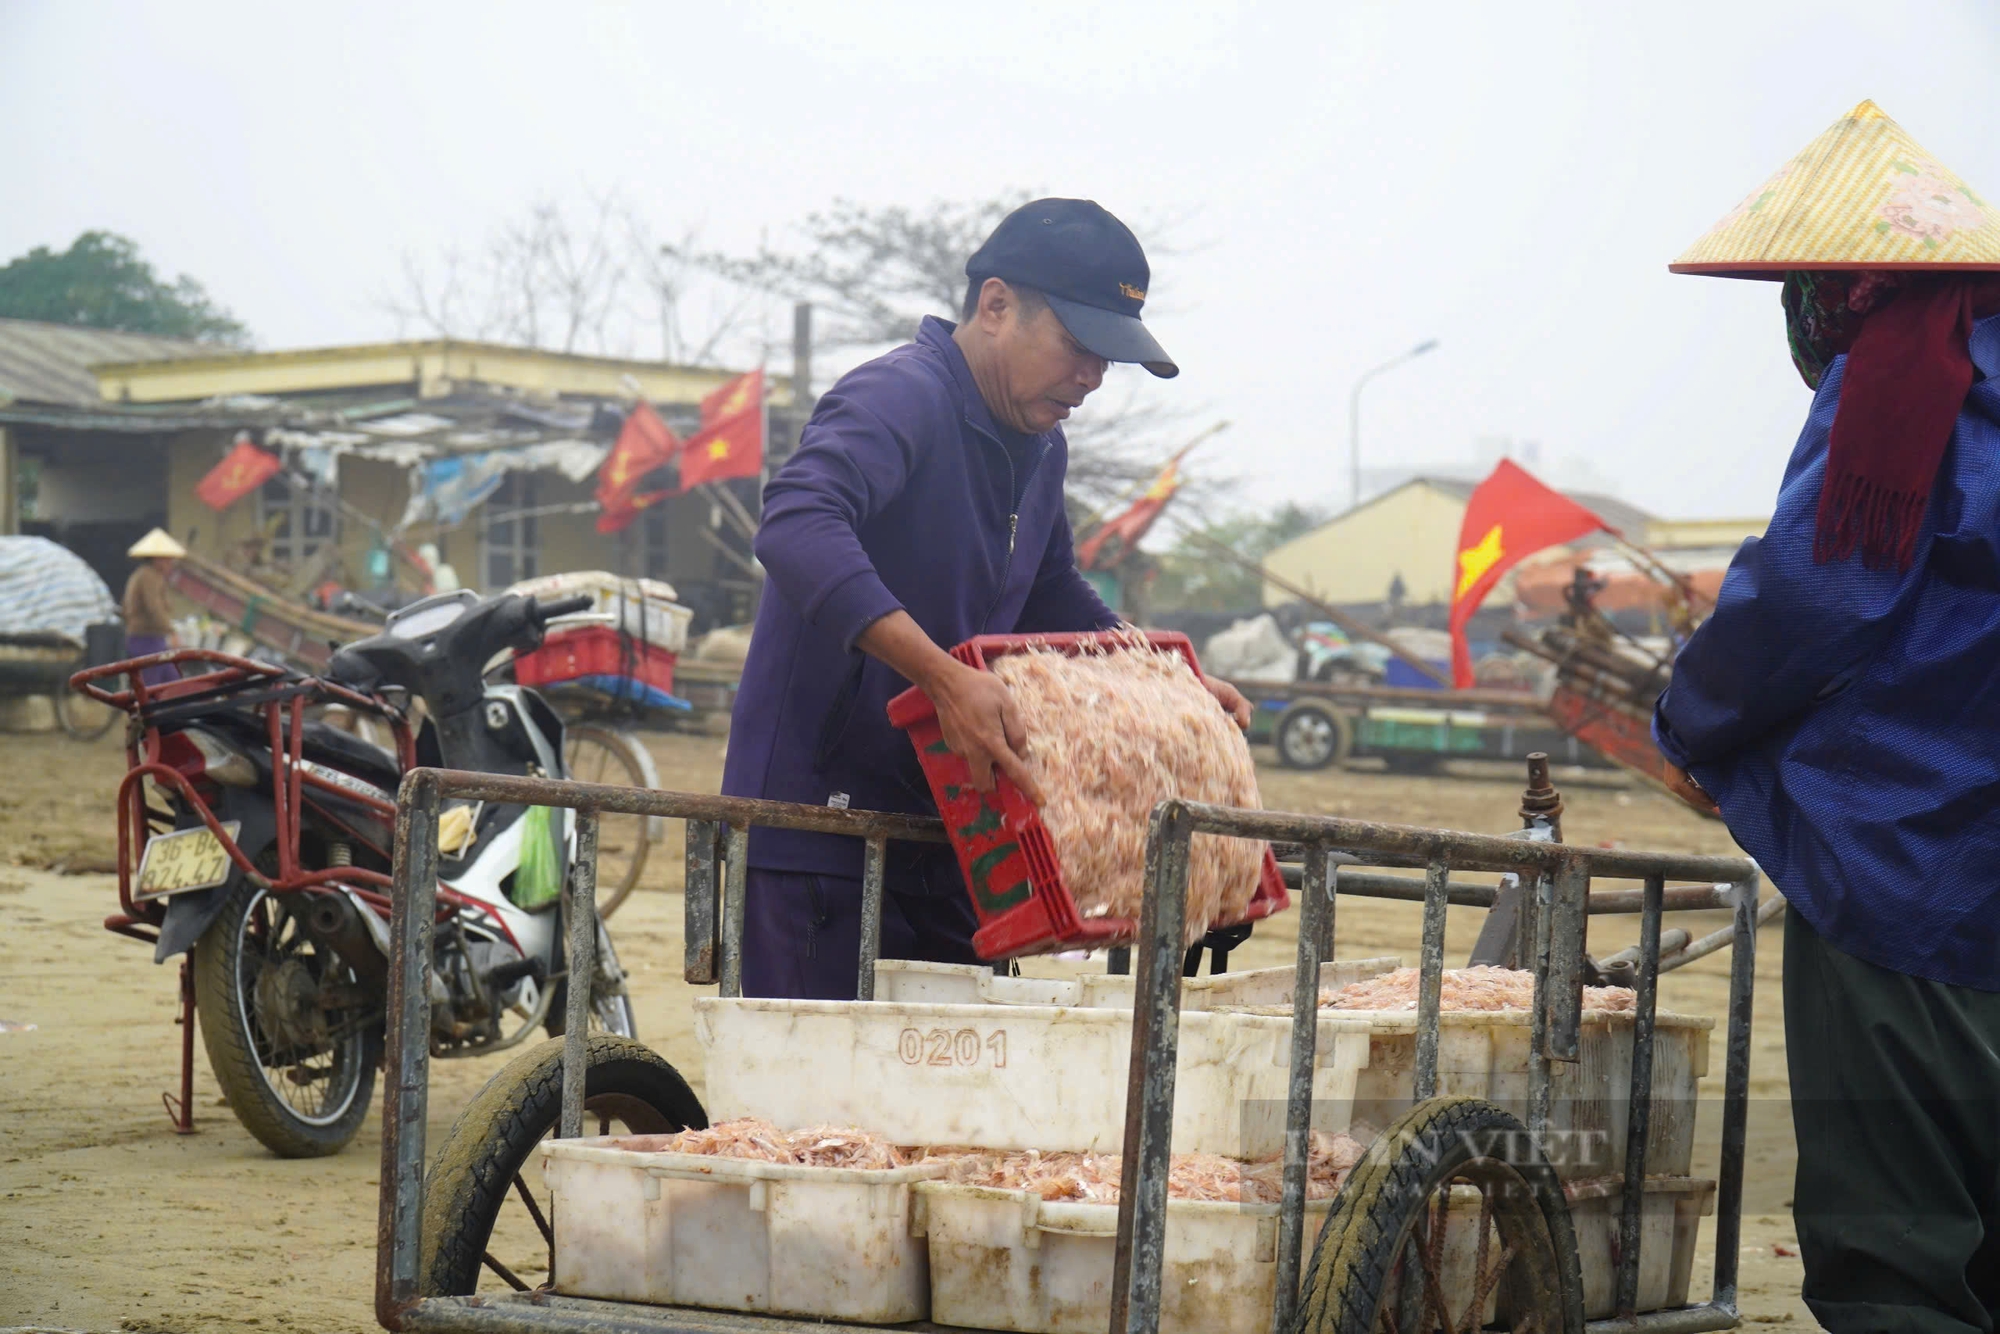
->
xmin=378 ymin=767 xmax=1760 ymax=1334
xmin=378 ymin=766 xmax=948 ymax=1332
xmin=1109 ymin=799 xmax=1759 ymax=1334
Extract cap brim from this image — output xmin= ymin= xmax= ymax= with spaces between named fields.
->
xmin=1045 ymin=295 xmax=1178 ymax=379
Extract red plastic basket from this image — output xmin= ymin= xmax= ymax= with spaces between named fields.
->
xmin=515 ymin=626 xmax=676 ymax=694
xmin=886 ymin=630 xmax=1290 ymax=959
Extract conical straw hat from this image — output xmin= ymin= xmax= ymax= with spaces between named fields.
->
xmin=127 ymin=528 xmax=187 ymax=559
xmin=1672 ymin=100 xmax=2000 ymax=278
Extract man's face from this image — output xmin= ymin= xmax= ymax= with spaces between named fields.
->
xmin=990 ymin=296 xmax=1108 ymax=434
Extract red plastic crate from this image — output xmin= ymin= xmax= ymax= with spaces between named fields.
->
xmin=886 ymin=630 xmax=1290 ymax=960
xmin=515 ymin=625 xmax=676 ymax=694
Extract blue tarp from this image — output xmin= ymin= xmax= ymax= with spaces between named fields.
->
xmin=572 ymin=674 xmax=693 ymax=713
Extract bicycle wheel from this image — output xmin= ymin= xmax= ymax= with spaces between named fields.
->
xmin=561 ymin=724 xmax=656 ymax=917
xmin=55 ymin=686 xmax=121 ymax=741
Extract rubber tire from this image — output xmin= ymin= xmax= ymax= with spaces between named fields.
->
xmin=1276 ymin=703 xmax=1351 ymax=771
xmin=544 ymin=912 xmax=637 ymax=1040
xmin=55 ymin=686 xmax=120 ymax=740
xmin=419 ymin=1035 xmax=706 ymax=1297
xmin=191 ymin=882 xmax=381 ymax=1158
xmin=1291 ymin=1096 xmax=1583 ymax=1334
xmin=561 ymin=725 xmax=656 ymax=918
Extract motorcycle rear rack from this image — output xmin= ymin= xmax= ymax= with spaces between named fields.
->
xmin=81 ymin=650 xmax=426 ymax=1134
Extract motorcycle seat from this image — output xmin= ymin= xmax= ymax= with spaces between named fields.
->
xmin=300 ymin=721 xmax=401 ymax=792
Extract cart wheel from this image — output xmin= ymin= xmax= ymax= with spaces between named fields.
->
xmin=419 ymin=1035 xmax=704 ymax=1296
xmin=561 ymin=725 xmax=657 ymax=918
xmin=55 ymin=687 xmax=120 ymax=741
xmin=1276 ymin=702 xmax=1351 ymax=770
xmin=1292 ymin=1097 xmax=1582 ymax=1334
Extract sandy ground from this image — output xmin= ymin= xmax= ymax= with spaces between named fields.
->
xmin=0 ymin=726 xmax=1813 ymax=1331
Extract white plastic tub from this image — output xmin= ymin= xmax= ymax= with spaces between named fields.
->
xmin=695 ymin=996 xmax=1377 ymax=1159
xmin=1327 ymin=1008 xmax=1712 ymax=1180
xmin=510 ymin=570 xmax=694 ymax=652
xmin=1568 ymin=1175 xmax=1715 ymax=1318
xmin=915 ymin=1174 xmax=1715 ymax=1334
xmin=915 ymin=1181 xmax=1331 ymax=1334
xmin=872 ymin=957 xmax=1403 ymax=1009
xmin=839 ymin=961 xmax=1712 ymax=1180
xmin=539 ymin=1135 xmax=944 ymax=1322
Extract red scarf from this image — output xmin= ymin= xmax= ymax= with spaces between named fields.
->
xmin=1815 ymin=277 xmax=2000 ymax=568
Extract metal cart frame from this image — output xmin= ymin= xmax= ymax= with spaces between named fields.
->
xmin=374 ymin=767 xmax=1759 ymax=1334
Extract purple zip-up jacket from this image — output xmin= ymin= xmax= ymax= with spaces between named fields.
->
xmin=722 ymin=316 xmax=1118 ymax=888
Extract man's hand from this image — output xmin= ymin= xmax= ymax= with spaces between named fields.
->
xmin=1661 ymin=762 xmax=1719 ymax=816
xmin=1205 ymin=676 xmax=1252 ymax=730
xmin=928 ymin=660 xmax=1044 ymax=804
xmin=857 ymin=610 xmax=1044 ymax=803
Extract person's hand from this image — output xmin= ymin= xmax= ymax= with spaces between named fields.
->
xmin=928 ymin=660 xmax=1044 ymax=804
xmin=1205 ymin=676 xmax=1252 ymax=730
xmin=1661 ymin=762 xmax=1719 ymax=816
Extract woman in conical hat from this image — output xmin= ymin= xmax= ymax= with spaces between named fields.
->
xmin=1654 ymin=102 xmax=2000 ymax=1330
xmin=123 ymin=528 xmax=186 ymax=686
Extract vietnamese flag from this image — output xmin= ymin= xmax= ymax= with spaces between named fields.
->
xmin=595 ymin=400 xmax=682 ymax=534
xmin=1077 ymin=456 xmax=1184 ymax=570
xmin=195 ymin=433 xmax=283 ymax=510
xmin=677 ymin=370 xmax=764 ymax=491
xmin=1448 ymin=460 xmax=1613 ymax=687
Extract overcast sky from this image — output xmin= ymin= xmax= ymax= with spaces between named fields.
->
xmin=5 ymin=0 xmax=1997 ymax=521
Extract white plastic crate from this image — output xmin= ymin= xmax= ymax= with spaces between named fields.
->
xmin=695 ymin=997 xmax=1377 ymax=1159
xmin=509 ymin=570 xmax=693 ymax=653
xmin=1330 ymin=1009 xmax=1711 ymax=1180
xmin=1569 ymin=1175 xmax=1715 ymax=1318
xmin=916 ymin=1181 xmax=1331 ymax=1334
xmin=872 ymin=957 xmax=1404 ymax=1009
xmin=539 ymin=1135 xmax=945 ymax=1322
xmin=915 ymin=1174 xmax=1715 ymax=1334
xmin=845 ymin=963 xmax=1712 ymax=1180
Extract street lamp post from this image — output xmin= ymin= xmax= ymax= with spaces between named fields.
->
xmin=1348 ymin=338 xmax=1439 ymax=509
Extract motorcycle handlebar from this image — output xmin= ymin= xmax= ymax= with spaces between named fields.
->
xmin=529 ymin=594 xmax=596 ymax=624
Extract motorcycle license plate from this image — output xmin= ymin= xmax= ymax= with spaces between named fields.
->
xmin=134 ymin=823 xmax=241 ymax=900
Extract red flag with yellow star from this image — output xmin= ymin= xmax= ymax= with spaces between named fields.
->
xmin=677 ymin=369 xmax=764 ymax=491
xmin=1077 ymin=455 xmax=1185 ymax=570
xmin=195 ymin=434 xmax=283 ymax=510
xmin=1449 ymin=460 xmax=1612 ymax=686
xmin=595 ymin=400 xmax=682 ymax=534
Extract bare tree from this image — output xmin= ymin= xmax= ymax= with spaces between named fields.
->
xmin=624 ymin=220 xmax=759 ymax=368
xmin=385 ymin=193 xmax=752 ymax=362
xmin=670 ymin=194 xmax=1033 ymax=350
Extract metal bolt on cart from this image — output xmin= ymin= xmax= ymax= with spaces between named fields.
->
xmin=374 ymin=757 xmax=1761 ymax=1334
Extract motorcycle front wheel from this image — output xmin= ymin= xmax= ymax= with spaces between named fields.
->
xmin=192 ymin=881 xmax=380 ymax=1157
xmin=544 ymin=912 xmax=637 ymax=1039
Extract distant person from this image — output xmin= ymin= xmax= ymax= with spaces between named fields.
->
xmin=418 ymin=543 xmax=461 ymax=593
xmin=722 ymin=198 xmax=1247 ymax=999
xmin=122 ymin=528 xmax=185 ymax=687
xmin=1654 ymin=102 xmax=2000 ymax=1331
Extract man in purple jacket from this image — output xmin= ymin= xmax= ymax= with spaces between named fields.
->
xmin=722 ymin=198 xmax=1248 ymax=999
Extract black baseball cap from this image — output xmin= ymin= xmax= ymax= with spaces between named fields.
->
xmin=964 ymin=198 xmax=1178 ymax=379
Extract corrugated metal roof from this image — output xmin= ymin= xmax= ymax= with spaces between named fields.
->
xmin=0 ymin=318 xmax=216 ymax=408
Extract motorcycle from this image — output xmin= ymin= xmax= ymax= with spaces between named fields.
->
xmin=73 ymin=588 xmax=638 ymax=1158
